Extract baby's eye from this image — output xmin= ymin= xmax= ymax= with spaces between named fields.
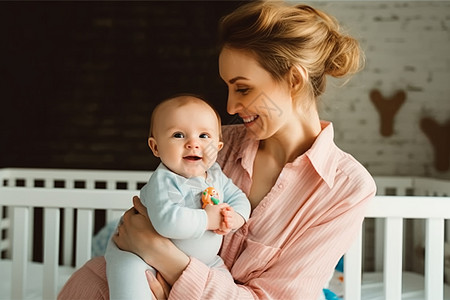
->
xmin=199 ymin=133 xmax=210 ymax=139
xmin=173 ymin=132 xmax=185 ymax=138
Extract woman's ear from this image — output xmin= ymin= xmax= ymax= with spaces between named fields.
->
xmin=289 ymin=65 xmax=308 ymax=92
xmin=148 ymin=137 xmax=160 ymax=157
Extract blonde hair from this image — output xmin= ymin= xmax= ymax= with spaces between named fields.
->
xmin=149 ymin=93 xmax=222 ymax=140
xmin=218 ymin=1 xmax=363 ymax=99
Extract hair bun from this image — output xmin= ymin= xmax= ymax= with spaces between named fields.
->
xmin=325 ymin=32 xmax=363 ymax=78
xmin=219 ymin=1 xmax=364 ymax=98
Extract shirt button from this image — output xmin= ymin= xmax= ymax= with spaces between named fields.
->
xmin=278 ymin=183 xmax=283 ymax=189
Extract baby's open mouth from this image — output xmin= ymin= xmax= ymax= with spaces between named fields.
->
xmin=183 ymin=156 xmax=202 ymax=161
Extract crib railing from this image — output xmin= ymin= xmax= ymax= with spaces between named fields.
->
xmin=373 ymin=176 xmax=450 ymax=275
xmin=0 ymin=188 xmax=132 ymax=300
xmin=0 ymin=168 xmax=150 ymax=300
xmin=3 ymin=193 xmax=448 ymax=300
xmin=0 ymin=168 xmax=151 ymax=263
xmin=1 ymin=168 xmax=449 ymax=300
xmin=344 ymin=196 xmax=450 ymax=300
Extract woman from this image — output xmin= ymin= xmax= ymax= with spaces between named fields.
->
xmin=59 ymin=1 xmax=376 ymax=299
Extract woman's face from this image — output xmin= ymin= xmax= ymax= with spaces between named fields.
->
xmin=219 ymin=47 xmax=294 ymax=140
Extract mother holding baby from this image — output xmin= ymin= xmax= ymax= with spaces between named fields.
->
xmin=59 ymin=1 xmax=376 ymax=299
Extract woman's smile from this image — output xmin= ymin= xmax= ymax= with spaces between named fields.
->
xmin=241 ymin=115 xmax=259 ymax=125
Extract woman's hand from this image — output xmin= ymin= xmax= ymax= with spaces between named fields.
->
xmin=146 ymin=270 xmax=170 ymax=300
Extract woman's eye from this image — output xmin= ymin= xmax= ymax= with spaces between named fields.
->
xmin=173 ymin=132 xmax=184 ymax=138
xmin=236 ymin=87 xmax=250 ymax=95
xmin=199 ymin=133 xmax=210 ymax=139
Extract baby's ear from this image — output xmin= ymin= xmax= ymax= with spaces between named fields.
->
xmin=148 ymin=137 xmax=159 ymax=157
xmin=217 ymin=141 xmax=224 ymax=151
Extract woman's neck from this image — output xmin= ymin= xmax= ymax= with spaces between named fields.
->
xmin=259 ymin=111 xmax=321 ymax=167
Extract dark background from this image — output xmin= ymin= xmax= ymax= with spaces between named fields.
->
xmin=0 ymin=1 xmax=245 ymax=171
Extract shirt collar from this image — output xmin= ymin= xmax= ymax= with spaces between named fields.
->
xmin=304 ymin=121 xmax=338 ymax=189
xmin=232 ymin=121 xmax=338 ymax=188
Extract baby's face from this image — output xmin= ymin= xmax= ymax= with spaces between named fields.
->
xmin=149 ymin=98 xmax=223 ymax=178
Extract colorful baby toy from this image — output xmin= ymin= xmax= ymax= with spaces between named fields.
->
xmin=202 ymin=187 xmax=220 ymax=208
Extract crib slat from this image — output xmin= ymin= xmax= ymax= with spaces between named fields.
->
xmin=447 ymin=219 xmax=450 ymax=246
xmin=425 ymin=218 xmax=444 ymax=300
xmin=11 ymin=207 xmax=29 ymax=300
xmin=374 ymin=218 xmax=384 ymax=271
xmin=86 ymin=180 xmax=94 ymax=190
xmin=28 ymin=207 xmax=34 ymax=261
xmin=384 ymin=217 xmax=403 ymax=300
xmin=43 ymin=207 xmax=60 ymax=300
xmin=63 ymin=208 xmax=74 ymax=266
xmin=76 ymin=209 xmax=93 ymax=269
xmin=344 ymin=228 xmax=362 ymax=300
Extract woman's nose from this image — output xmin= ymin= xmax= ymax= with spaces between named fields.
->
xmin=227 ymin=95 xmax=242 ymax=115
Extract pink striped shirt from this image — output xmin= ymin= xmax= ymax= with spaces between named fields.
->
xmin=58 ymin=121 xmax=375 ymax=300
xmin=169 ymin=121 xmax=376 ymax=300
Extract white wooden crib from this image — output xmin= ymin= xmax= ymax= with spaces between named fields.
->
xmin=0 ymin=168 xmax=449 ymax=300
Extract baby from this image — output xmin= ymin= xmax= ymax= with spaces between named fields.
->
xmin=105 ymin=94 xmax=250 ymax=299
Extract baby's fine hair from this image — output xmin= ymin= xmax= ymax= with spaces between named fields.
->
xmin=218 ymin=1 xmax=363 ymax=98
xmin=149 ymin=93 xmax=222 ymax=140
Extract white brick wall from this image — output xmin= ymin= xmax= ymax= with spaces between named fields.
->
xmin=302 ymin=1 xmax=450 ymax=179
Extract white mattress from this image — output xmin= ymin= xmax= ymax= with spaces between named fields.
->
xmin=0 ymin=260 xmax=74 ymax=300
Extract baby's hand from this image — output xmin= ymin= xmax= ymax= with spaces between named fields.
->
xmin=221 ymin=206 xmax=233 ymax=229
xmin=214 ymin=205 xmax=233 ymax=235
xmin=205 ymin=203 xmax=244 ymax=235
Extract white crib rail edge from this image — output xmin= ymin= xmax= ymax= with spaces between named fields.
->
xmin=366 ymin=196 xmax=450 ymax=219
xmin=0 ymin=187 xmax=137 ymax=209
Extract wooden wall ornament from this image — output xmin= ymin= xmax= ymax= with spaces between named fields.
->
xmin=370 ymin=89 xmax=406 ymax=137
xmin=420 ymin=117 xmax=450 ymax=172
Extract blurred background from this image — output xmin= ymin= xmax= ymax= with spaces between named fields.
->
xmin=0 ymin=1 xmax=449 ymax=179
